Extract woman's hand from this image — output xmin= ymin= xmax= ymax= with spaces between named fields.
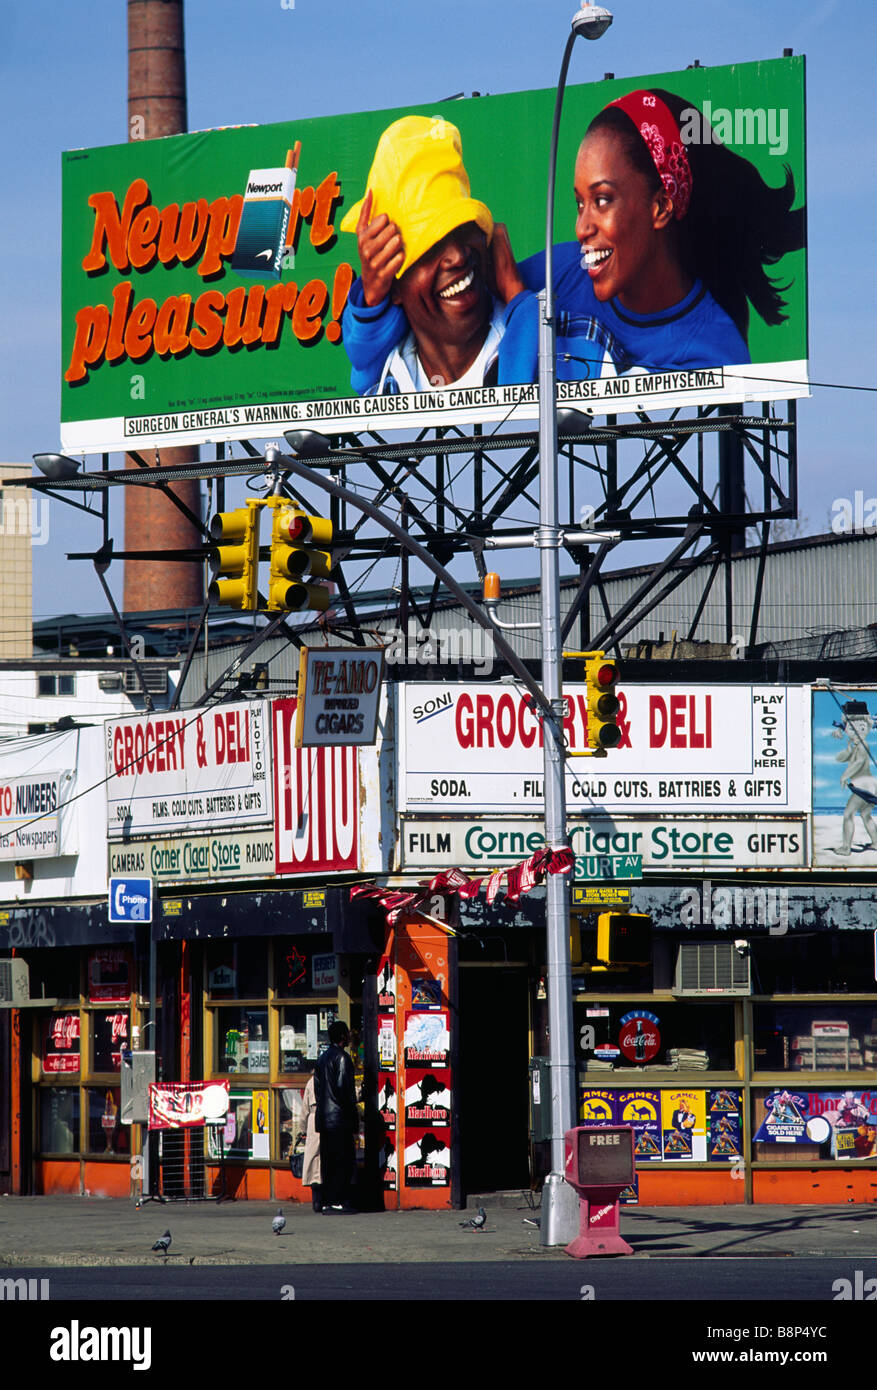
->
xmin=357 ymin=190 xmax=405 ymax=305
xmin=490 ymin=223 xmax=526 ymax=304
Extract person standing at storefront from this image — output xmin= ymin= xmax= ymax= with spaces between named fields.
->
xmin=297 ymin=1074 xmax=323 ymax=1212
xmin=314 ymin=1021 xmax=358 ymax=1214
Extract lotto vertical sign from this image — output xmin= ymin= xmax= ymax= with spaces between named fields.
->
xmin=272 ymin=699 xmax=358 ymax=874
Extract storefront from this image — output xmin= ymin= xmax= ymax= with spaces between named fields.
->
xmin=572 ymin=882 xmax=877 ymax=1205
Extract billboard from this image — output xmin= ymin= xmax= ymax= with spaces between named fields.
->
xmin=812 ymin=688 xmax=877 ymax=867
xmin=61 ymin=57 xmax=806 ymax=452
xmin=105 ymin=700 xmax=272 ymax=839
xmin=399 ymin=683 xmax=810 ymax=814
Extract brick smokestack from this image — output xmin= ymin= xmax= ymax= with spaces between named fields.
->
xmin=125 ymin=0 xmax=203 ymax=614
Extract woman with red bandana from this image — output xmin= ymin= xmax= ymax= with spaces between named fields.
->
xmin=344 ymin=89 xmax=804 ymax=381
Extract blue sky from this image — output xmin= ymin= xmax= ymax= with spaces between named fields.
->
xmin=1 ymin=0 xmax=875 ymax=623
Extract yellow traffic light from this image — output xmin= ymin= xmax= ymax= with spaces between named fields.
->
xmin=596 ymin=912 xmax=651 ymax=966
xmin=585 ymin=651 xmax=621 ymax=752
xmin=266 ymin=501 xmax=333 ymax=613
xmin=208 ymin=503 xmax=260 ymax=611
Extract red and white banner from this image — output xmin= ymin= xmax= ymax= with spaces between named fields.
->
xmin=148 ymin=1081 xmax=230 ymax=1130
xmin=273 ymin=699 xmax=358 ymax=874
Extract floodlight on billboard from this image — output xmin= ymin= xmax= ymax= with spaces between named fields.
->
xmin=60 ymin=57 xmax=807 ymax=454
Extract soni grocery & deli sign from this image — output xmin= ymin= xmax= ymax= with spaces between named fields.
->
xmin=61 ymin=57 xmax=806 ymax=452
xmin=400 ymin=684 xmax=810 ymax=813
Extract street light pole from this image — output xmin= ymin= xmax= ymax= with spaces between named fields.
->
xmin=538 ymin=3 xmax=612 ymax=1247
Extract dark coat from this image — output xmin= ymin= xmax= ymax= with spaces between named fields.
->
xmin=314 ymin=1044 xmax=358 ymax=1134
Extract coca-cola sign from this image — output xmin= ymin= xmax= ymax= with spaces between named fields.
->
xmin=272 ymin=699 xmax=358 ymax=874
xmin=618 ymin=1010 xmax=661 ymax=1063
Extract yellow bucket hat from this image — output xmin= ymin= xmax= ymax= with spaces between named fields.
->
xmin=341 ymin=115 xmax=493 ymax=278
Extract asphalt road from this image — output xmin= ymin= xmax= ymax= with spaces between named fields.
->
xmin=4 ymin=1255 xmax=875 ymax=1300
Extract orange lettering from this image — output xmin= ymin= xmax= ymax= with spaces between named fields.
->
xmin=292 ymin=278 xmax=328 ymax=342
xmin=64 ymin=303 xmax=110 ymax=382
xmin=81 ymin=178 xmax=150 ymax=273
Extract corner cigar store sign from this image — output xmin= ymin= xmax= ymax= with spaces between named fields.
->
xmin=109 ymin=829 xmax=275 ymax=882
xmin=401 ymin=818 xmax=807 ymax=874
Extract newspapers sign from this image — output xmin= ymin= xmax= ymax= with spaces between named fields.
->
xmin=105 ymin=701 xmax=271 ymax=839
xmin=399 ymin=684 xmax=809 ymax=813
xmin=401 ymin=817 xmax=807 ymax=874
xmin=0 ymin=773 xmax=67 ymax=861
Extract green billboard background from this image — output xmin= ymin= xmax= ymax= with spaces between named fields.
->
xmin=60 ymin=56 xmax=806 ymax=452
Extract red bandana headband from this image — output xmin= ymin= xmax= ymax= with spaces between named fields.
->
xmin=607 ymin=91 xmax=693 ymax=219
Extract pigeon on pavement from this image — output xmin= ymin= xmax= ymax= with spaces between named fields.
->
xmin=459 ymin=1207 xmax=487 ymax=1231
xmin=151 ymin=1229 xmax=172 ymax=1256
xmin=272 ymin=1208 xmax=286 ymax=1235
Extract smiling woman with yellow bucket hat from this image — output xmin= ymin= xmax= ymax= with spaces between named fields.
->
xmin=340 ymin=114 xmax=624 ymax=393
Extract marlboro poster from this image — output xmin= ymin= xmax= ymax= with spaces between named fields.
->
xmin=403 ymin=1010 xmax=450 ymax=1069
xmin=404 ymin=1071 xmax=451 ymax=1127
xmin=377 ymin=1076 xmax=397 ymax=1132
xmin=404 ymin=1128 xmax=451 ymax=1187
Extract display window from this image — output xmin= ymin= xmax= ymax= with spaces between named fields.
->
xmin=91 ymin=1009 xmax=130 ymax=1072
xmin=273 ymin=936 xmax=335 ymax=996
xmin=86 ymin=1086 xmax=129 ymax=1155
xmin=575 ymin=1000 xmax=737 ymax=1075
xmin=40 ymin=1087 xmax=80 ymax=1154
xmin=279 ymin=1004 xmax=337 ymax=1073
xmin=753 ymin=1005 xmax=877 ymax=1072
xmin=206 ymin=941 xmax=268 ymax=999
xmin=215 ymin=1007 xmax=270 ymax=1074
xmin=41 ymin=1013 xmax=81 ymax=1076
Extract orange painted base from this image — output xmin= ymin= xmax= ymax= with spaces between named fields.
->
xmin=637 ymin=1168 xmax=745 ymax=1205
xmin=753 ymin=1167 xmax=877 ymax=1205
xmin=35 ymin=1160 xmax=82 ymax=1196
xmin=35 ymin=1160 xmax=131 ymax=1198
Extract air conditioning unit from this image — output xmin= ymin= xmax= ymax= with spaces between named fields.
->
xmin=0 ymin=959 xmax=30 ymax=1007
xmin=674 ymin=942 xmax=751 ymax=996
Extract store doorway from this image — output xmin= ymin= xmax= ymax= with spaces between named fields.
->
xmin=457 ymin=966 xmax=531 ymax=1195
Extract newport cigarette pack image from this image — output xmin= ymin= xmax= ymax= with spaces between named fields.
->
xmin=231 ymin=142 xmax=300 ymax=279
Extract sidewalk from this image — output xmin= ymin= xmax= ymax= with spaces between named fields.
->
xmin=2 ymin=1192 xmax=877 ymax=1267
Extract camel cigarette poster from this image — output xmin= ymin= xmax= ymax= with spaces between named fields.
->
xmin=707 ymin=1089 xmax=742 ymax=1159
xmin=812 ymin=689 xmax=877 ymax=866
xmin=616 ymin=1090 xmax=662 ymax=1161
xmin=61 ymin=58 xmax=806 ymax=452
xmin=579 ymin=1090 xmax=618 ymax=1126
xmin=661 ymin=1089 xmax=707 ymax=1160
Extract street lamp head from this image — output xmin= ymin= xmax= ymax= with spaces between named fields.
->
xmin=571 ymin=3 xmax=613 ymax=40
xmin=33 ymin=452 xmax=81 ymax=480
xmin=283 ymin=429 xmax=333 ymax=460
